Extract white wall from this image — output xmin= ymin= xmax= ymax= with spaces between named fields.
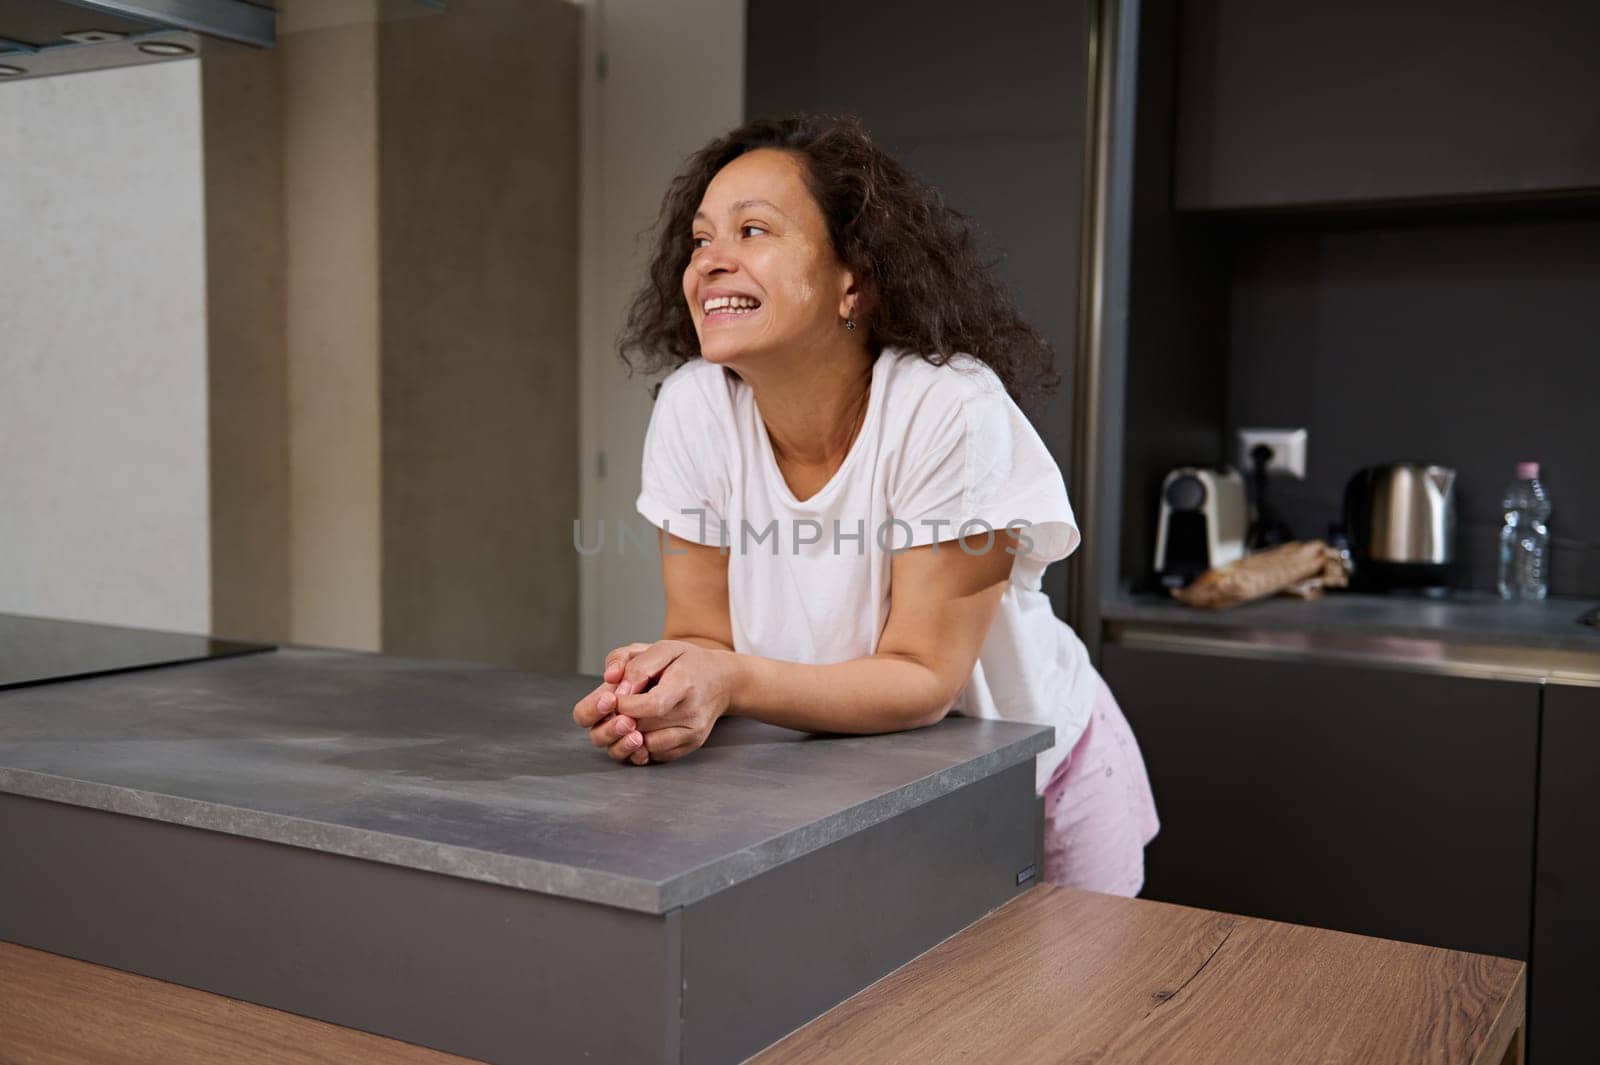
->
xmin=0 ymin=62 xmax=211 ymax=634
xmin=577 ymin=0 xmax=745 ymax=673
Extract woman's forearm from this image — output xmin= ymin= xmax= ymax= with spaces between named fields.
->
xmin=724 ymin=652 xmax=952 ymax=734
xmin=673 ymin=635 xmax=735 ymax=652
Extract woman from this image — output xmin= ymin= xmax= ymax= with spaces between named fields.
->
xmin=570 ymin=114 xmax=1159 ymax=896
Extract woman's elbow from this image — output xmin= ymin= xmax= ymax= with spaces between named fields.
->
xmin=906 ymin=682 xmax=961 ymax=730
xmin=871 ymin=651 xmax=963 ymax=731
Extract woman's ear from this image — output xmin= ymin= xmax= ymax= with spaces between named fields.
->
xmin=837 ymin=271 xmax=873 ymax=322
xmin=836 ymin=274 xmax=857 ymax=320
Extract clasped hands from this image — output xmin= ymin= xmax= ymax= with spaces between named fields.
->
xmin=570 ymin=640 xmax=738 ymax=765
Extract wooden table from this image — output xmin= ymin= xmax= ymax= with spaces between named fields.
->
xmin=0 ymin=940 xmax=473 ymax=1065
xmin=2 ymin=885 xmax=1525 ymax=1064
xmin=750 ymin=884 xmax=1525 ymax=1065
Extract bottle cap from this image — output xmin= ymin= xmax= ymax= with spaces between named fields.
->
xmin=1516 ymin=462 xmax=1540 ymax=479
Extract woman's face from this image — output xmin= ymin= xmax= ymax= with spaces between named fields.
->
xmin=683 ymin=148 xmax=857 ymax=367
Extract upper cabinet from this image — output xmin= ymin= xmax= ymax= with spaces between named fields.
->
xmin=1175 ymin=0 xmax=1600 ymax=210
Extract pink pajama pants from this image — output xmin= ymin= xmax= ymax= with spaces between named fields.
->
xmin=1040 ymin=671 xmax=1160 ymax=897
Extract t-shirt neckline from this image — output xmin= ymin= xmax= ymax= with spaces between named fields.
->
xmin=752 ymin=348 xmax=893 ymax=509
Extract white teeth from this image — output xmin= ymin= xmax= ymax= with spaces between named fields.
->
xmin=703 ymin=295 xmax=761 ymax=313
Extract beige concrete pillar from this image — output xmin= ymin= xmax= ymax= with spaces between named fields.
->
xmin=201 ymin=45 xmax=290 ymax=644
xmin=376 ymin=0 xmax=580 ymax=670
xmin=280 ymin=20 xmax=383 ymax=652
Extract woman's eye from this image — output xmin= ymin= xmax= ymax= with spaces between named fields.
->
xmin=691 ymin=236 xmax=710 ymax=249
xmin=741 ymin=224 xmax=766 ymax=238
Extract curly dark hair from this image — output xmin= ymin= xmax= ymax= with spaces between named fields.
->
xmin=618 ymin=112 xmax=1061 ymax=409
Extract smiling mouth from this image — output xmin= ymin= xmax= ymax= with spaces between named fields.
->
xmin=702 ymin=296 xmax=762 ymax=322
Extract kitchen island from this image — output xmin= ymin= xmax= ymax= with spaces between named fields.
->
xmin=0 ymin=645 xmax=1051 ymax=1065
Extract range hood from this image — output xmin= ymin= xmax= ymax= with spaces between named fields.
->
xmin=0 ymin=0 xmax=275 ymax=81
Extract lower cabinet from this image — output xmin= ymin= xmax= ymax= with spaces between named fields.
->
xmin=1531 ymin=683 xmax=1600 ymax=1065
xmin=1101 ymin=643 xmax=1539 ymax=962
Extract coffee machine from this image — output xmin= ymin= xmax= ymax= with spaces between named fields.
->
xmin=1153 ymin=467 xmax=1248 ymax=588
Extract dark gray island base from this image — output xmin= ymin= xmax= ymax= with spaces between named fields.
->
xmin=0 ymin=647 xmax=1051 ymax=1064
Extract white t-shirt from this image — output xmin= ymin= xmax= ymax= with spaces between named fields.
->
xmin=634 ymin=346 xmax=1097 ymax=791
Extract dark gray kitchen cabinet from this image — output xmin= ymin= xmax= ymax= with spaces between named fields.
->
xmin=1531 ymin=682 xmax=1600 ymax=1065
xmin=1101 ymin=643 xmax=1539 ymax=961
xmin=1175 ymin=0 xmax=1600 ymax=209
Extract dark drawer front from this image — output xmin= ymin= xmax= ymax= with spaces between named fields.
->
xmin=1102 ymin=643 xmax=1537 ymax=961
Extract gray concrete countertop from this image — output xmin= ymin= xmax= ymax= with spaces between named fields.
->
xmin=1105 ymin=591 xmax=1600 ymax=655
xmin=0 ymin=648 xmax=1051 ymax=914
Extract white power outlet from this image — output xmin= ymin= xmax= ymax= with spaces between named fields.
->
xmin=1237 ymin=428 xmax=1308 ymax=480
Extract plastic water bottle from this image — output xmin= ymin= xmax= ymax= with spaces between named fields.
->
xmin=1498 ymin=462 xmax=1551 ymax=600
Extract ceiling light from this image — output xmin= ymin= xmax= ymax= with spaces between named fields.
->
xmin=137 ymin=41 xmax=194 ymax=57
xmin=62 ymin=30 xmax=128 ymax=44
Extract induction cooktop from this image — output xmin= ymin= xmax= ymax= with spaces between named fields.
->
xmin=0 ymin=612 xmax=274 ymax=691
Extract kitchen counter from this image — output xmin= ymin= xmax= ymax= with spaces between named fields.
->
xmin=1104 ymin=591 xmax=1600 ymax=684
xmin=0 ymin=646 xmax=1051 ymax=1064
xmin=0 ymin=645 xmax=1046 ymax=913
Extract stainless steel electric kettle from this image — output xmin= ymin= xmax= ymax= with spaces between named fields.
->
xmin=1343 ymin=464 xmax=1458 ymax=592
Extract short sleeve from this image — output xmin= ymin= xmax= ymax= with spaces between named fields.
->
xmin=892 ymin=382 xmax=1081 ymax=585
xmin=634 ymin=369 xmax=730 ymax=547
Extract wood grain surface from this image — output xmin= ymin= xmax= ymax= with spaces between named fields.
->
xmin=0 ymin=940 xmax=480 ymax=1065
xmin=748 ymin=885 xmax=1525 ymax=1065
